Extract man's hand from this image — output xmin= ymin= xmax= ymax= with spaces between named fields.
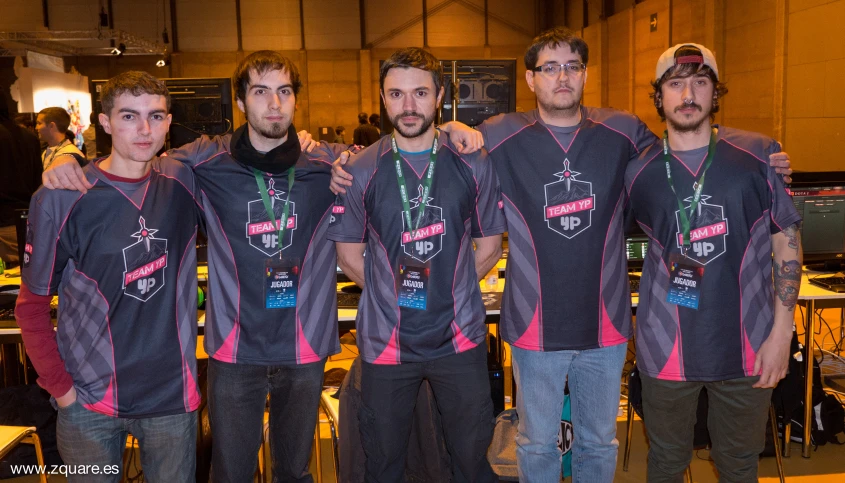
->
xmin=769 ymin=152 xmax=792 ymax=184
xmin=56 ymin=386 xmax=77 ymax=408
xmin=440 ymin=121 xmax=483 ymax=154
xmin=42 ymin=155 xmax=93 ymax=193
xmin=330 ymin=150 xmax=354 ymax=195
xmin=752 ymin=327 xmax=791 ymax=388
xmin=298 ymin=130 xmax=318 ymax=153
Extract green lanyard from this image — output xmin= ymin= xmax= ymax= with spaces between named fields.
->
xmin=392 ymin=132 xmax=439 ymax=240
xmin=664 ymin=127 xmax=718 ymax=252
xmin=252 ymin=167 xmax=295 ymax=259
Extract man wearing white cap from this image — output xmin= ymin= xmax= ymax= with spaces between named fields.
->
xmin=625 ymin=43 xmax=802 ymax=482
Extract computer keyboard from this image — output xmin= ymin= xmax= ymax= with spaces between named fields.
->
xmin=337 ymin=292 xmax=361 ymax=309
xmin=628 ymin=274 xmax=641 ymax=294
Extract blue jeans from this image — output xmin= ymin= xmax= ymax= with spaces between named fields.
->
xmin=56 ymin=399 xmax=197 ymax=483
xmin=511 ymin=343 xmax=627 ymax=483
xmin=208 ymin=358 xmax=326 ymax=483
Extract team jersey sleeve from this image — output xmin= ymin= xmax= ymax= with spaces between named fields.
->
xmin=764 ymin=140 xmax=802 ymax=233
xmin=326 ymin=152 xmax=371 ymax=243
xmin=468 ymin=148 xmax=506 ymax=238
xmin=22 ymin=193 xmax=73 ymax=296
xmin=165 ymin=135 xmax=225 ymax=168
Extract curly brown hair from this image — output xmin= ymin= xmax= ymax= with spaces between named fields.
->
xmin=650 ymin=63 xmax=728 ymax=122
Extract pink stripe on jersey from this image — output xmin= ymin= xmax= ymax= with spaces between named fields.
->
xmin=175 ymin=228 xmax=198 ymax=411
xmin=539 ymin=123 xmax=582 ymax=153
xmin=296 ymin=318 xmax=320 ymax=364
xmin=153 ymin=167 xmax=204 ymax=212
xmin=502 ymin=193 xmax=544 ymax=348
xmin=193 ymin=150 xmax=228 ymax=169
xmin=47 ymin=187 xmax=91 ymax=291
xmin=512 ymin=302 xmax=542 ymax=350
xmin=597 ymin=191 xmax=626 ymax=346
xmin=487 ymin=121 xmax=537 ymax=153
xmin=84 ymin=377 xmax=117 ymax=417
xmin=739 ymin=213 xmax=767 ymax=376
xmin=73 ymin=268 xmax=118 ymax=416
xmin=451 ymin=321 xmax=479 ymax=353
xmin=204 ymin=190 xmax=241 ymax=362
xmin=657 ymin=334 xmax=684 ymax=382
xmin=444 ymin=145 xmax=484 ymax=237
xmin=373 ymin=326 xmax=400 ymax=365
xmin=720 ymin=138 xmax=768 ymax=163
xmin=587 ymin=117 xmax=642 ymax=153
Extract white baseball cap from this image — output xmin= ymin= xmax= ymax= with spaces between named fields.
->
xmin=655 ymin=43 xmax=719 ymax=81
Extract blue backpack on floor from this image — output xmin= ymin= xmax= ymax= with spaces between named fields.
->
xmin=560 ymin=385 xmax=572 ymax=478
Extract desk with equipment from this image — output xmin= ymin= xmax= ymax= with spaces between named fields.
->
xmin=3 ymin=178 xmax=845 ymax=460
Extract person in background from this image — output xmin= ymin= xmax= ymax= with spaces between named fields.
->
xmin=83 ymin=112 xmax=98 ymax=160
xmin=35 ymin=107 xmax=82 ymax=170
xmin=353 ymin=111 xmax=380 ymax=147
xmin=334 ymin=125 xmax=346 ymax=144
xmin=0 ymin=108 xmax=41 ymax=264
xmin=369 ymin=112 xmax=381 ymax=135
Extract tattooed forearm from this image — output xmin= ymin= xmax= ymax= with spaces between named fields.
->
xmin=783 ymin=223 xmax=801 ymax=251
xmin=774 ymin=260 xmax=801 ymax=312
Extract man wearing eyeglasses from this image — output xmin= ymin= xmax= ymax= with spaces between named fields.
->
xmin=332 ymin=27 xmax=793 ymax=482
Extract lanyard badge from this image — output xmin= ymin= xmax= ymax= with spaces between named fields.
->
xmin=253 ymin=168 xmax=300 ymax=309
xmin=392 ymin=133 xmax=438 ymax=310
xmin=663 ymin=128 xmax=717 ymax=310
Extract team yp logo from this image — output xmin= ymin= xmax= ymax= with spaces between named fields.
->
xmin=122 ymin=217 xmax=167 ymax=302
xmin=246 ymin=177 xmax=297 ymax=257
xmin=401 ymin=185 xmax=445 ymax=263
xmin=544 ymin=158 xmax=595 ymax=238
xmin=675 ymin=193 xmax=729 ymax=265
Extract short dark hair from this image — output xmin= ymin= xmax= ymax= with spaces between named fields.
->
xmin=37 ymin=107 xmax=71 ymax=133
xmin=100 ymin=71 xmax=170 ymax=117
xmin=369 ymin=113 xmax=379 ymax=125
xmin=358 ymin=112 xmax=368 ymax=124
xmin=649 ymin=63 xmax=728 ymax=122
xmin=524 ymin=27 xmax=589 ymax=70
xmin=233 ymin=50 xmax=302 ymax=102
xmin=379 ymin=47 xmax=443 ymax=94
xmin=335 ymin=125 xmax=345 ymax=133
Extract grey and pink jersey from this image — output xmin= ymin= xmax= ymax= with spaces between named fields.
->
xmin=23 ymin=158 xmax=203 ymax=418
xmin=166 ymin=134 xmax=346 ymax=365
xmin=326 ymin=132 xmax=506 ymax=364
xmin=625 ymin=126 xmax=802 ymax=382
xmin=479 ymin=108 xmax=655 ymax=351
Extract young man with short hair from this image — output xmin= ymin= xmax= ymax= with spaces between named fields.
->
xmin=36 ymin=106 xmax=83 ymax=169
xmin=625 ymin=43 xmax=802 ymax=482
xmin=327 ymin=47 xmax=505 ymax=482
xmin=40 ymin=50 xmax=344 ymax=482
xmin=16 ymin=71 xmax=202 ymax=482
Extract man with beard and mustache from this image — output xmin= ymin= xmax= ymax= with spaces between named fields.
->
xmin=327 ymin=47 xmax=505 ymax=482
xmin=624 ymin=44 xmax=802 ymax=482
xmin=332 ymin=29 xmax=794 ymax=482
xmin=40 ymin=51 xmax=344 ymax=482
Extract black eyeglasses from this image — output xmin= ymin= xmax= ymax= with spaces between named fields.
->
xmin=532 ymin=63 xmax=587 ymax=76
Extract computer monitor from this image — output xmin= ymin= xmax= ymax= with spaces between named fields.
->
xmin=626 ymin=236 xmax=649 ymax=271
xmin=790 ymin=171 xmax=845 ymax=271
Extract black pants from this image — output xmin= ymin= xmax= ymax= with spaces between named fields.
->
xmin=359 ymin=344 xmax=496 ymax=483
xmin=208 ymin=358 xmax=326 ymax=483
xmin=641 ymin=375 xmax=773 ymax=483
